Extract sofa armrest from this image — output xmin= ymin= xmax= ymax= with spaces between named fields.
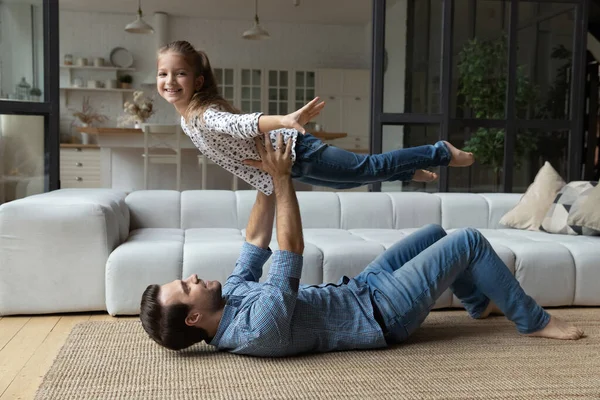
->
xmin=0 ymin=189 xmax=129 ymax=315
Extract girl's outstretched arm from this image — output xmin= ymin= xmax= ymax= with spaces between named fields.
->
xmin=193 ymin=98 xmax=325 ymax=139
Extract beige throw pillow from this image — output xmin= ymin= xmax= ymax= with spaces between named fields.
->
xmin=499 ymin=162 xmax=566 ymax=230
xmin=567 ymin=182 xmax=600 ymax=232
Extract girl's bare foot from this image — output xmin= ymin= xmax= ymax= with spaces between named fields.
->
xmin=525 ymin=316 xmax=584 ymax=340
xmin=444 ymin=141 xmax=475 ymax=167
xmin=413 ymin=169 xmax=438 ymax=182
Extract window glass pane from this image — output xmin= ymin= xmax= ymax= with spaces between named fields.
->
xmin=513 ymin=129 xmax=569 ymax=192
xmin=0 ymin=0 xmax=44 ymax=102
xmin=279 ymin=103 xmax=287 ymax=114
xmin=252 ymin=101 xmax=261 ymax=111
xmin=295 ymin=88 xmax=304 ymax=101
xmin=224 ymin=87 xmax=234 ymax=101
xmin=269 ymin=88 xmax=277 ymax=101
xmin=269 ymin=70 xmax=277 ymax=85
xmin=384 ymin=0 xmax=442 ymax=114
xmin=241 ymin=70 xmax=251 ymax=86
xmin=0 ymin=114 xmax=46 ymax=203
xmin=279 ymin=89 xmax=287 ymax=101
xmin=268 ymin=102 xmax=277 ymax=115
xmin=241 ymin=101 xmax=250 ymax=112
xmin=452 ymin=0 xmax=508 ymax=118
xmin=381 ymin=124 xmax=440 ymax=193
xmin=214 ymin=69 xmax=223 ymax=84
xmin=518 ymin=3 xmax=575 ymax=120
xmin=252 ymin=87 xmax=261 ymax=100
xmin=225 ymin=69 xmax=234 ymax=84
xmin=296 ymin=71 xmax=304 ymax=87
xmin=252 ymin=70 xmax=261 ymax=85
xmin=242 ymin=87 xmax=250 ymax=99
xmin=307 ymin=72 xmax=315 ymax=87
xmin=306 ymin=89 xmax=314 ymax=100
xmin=448 ymin=125 xmax=505 ymax=192
xmin=279 ymin=71 xmax=288 ymax=87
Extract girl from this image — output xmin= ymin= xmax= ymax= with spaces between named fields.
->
xmin=156 ymin=40 xmax=474 ymax=195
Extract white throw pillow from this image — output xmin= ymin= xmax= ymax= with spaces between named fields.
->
xmin=499 ymin=162 xmax=565 ymax=231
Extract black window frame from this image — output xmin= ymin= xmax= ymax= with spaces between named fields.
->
xmin=370 ymin=0 xmax=589 ymax=192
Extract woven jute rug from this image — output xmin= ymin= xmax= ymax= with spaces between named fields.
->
xmin=35 ymin=309 xmax=600 ymax=400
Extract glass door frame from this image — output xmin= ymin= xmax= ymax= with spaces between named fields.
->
xmin=0 ymin=0 xmax=60 ymax=192
xmin=370 ymin=0 xmax=589 ymax=192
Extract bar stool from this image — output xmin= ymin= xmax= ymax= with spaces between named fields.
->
xmin=142 ymin=124 xmax=182 ymax=191
xmin=197 ymin=154 xmax=239 ymax=190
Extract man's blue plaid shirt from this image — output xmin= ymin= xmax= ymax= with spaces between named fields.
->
xmin=209 ymin=242 xmax=387 ymax=357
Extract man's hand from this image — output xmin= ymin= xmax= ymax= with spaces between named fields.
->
xmin=279 ymin=97 xmax=325 ymax=134
xmin=243 ymin=133 xmax=293 ymax=178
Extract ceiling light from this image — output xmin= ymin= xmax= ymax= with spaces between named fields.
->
xmin=125 ymin=0 xmax=154 ymax=34
xmin=243 ymin=0 xmax=270 ymax=40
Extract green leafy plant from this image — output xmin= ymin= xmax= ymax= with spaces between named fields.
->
xmin=457 ymin=35 xmax=538 ymax=187
xmin=119 ymin=74 xmax=133 ymax=84
xmin=538 ymin=44 xmax=571 ymax=120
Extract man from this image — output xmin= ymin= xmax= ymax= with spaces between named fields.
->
xmin=140 ymin=133 xmax=584 ymax=356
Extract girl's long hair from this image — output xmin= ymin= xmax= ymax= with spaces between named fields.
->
xmin=158 ymin=41 xmax=238 ymax=122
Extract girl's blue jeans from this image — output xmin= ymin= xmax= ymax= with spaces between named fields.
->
xmin=291 ymin=133 xmax=451 ymax=189
xmin=354 ymin=224 xmax=551 ymax=344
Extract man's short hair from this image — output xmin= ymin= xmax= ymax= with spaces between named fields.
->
xmin=140 ymin=284 xmax=209 ymax=350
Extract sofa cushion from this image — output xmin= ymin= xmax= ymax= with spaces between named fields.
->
xmin=126 ymin=190 xmax=181 ymax=230
xmin=435 ymin=193 xmax=490 ymax=229
xmin=181 ymin=191 xmax=238 ymax=229
xmin=479 ymin=193 xmax=523 ymax=228
xmin=296 ymin=192 xmax=342 ymax=229
xmin=567 ymin=182 xmax=600 ymax=235
xmin=105 ymin=228 xmax=184 ymax=315
xmin=386 ymin=192 xmax=442 ymax=229
xmin=0 ymin=189 xmax=128 ymax=315
xmin=541 ymin=181 xmax=599 ymax=235
xmin=499 ymin=162 xmax=565 ymax=231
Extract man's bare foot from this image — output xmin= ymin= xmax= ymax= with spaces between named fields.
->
xmin=444 ymin=141 xmax=475 ymax=167
xmin=413 ymin=169 xmax=438 ymax=182
xmin=525 ymin=316 xmax=584 ymax=340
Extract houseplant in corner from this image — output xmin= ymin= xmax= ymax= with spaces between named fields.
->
xmin=457 ymin=35 xmax=538 ymax=189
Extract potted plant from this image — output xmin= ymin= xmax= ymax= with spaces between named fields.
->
xmin=118 ymin=90 xmax=156 ymax=128
xmin=70 ymin=97 xmax=108 ymax=144
xmin=457 ymin=35 xmax=539 ymax=189
xmin=29 ymin=87 xmax=42 ymax=102
xmin=119 ymin=74 xmax=133 ymax=89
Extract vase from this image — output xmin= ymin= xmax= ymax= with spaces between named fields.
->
xmin=134 ymin=121 xmax=141 ymax=129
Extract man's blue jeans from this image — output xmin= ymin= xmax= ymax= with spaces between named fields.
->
xmin=354 ymin=224 xmax=551 ymax=343
xmin=291 ymin=134 xmax=451 ymax=189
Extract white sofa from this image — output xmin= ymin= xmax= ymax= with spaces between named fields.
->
xmin=1 ymin=189 xmax=599 ymax=316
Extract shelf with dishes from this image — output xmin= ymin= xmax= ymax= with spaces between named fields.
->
xmin=60 ymin=86 xmax=135 ymax=104
xmin=60 ymin=65 xmax=135 ymax=72
xmin=61 ymin=47 xmax=136 ymax=104
xmin=60 ymin=87 xmax=135 ymax=92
